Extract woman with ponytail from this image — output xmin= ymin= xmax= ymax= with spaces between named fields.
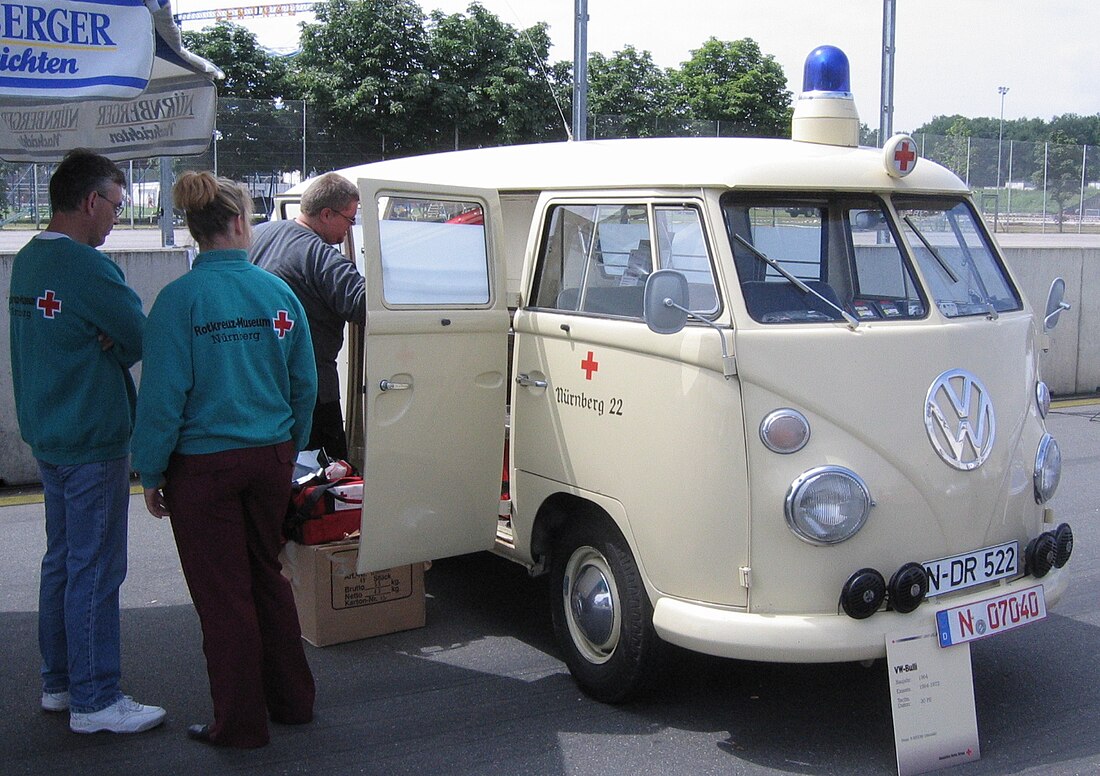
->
xmin=132 ymin=171 xmax=318 ymax=748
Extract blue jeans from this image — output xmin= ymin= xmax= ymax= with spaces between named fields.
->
xmin=37 ymin=457 xmax=130 ymax=714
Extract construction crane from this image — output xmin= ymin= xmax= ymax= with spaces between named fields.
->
xmin=174 ymin=3 xmax=318 ymax=24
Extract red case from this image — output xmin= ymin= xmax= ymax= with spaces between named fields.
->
xmin=285 ymin=477 xmax=363 ymax=545
xmin=297 ymin=510 xmax=361 ymax=545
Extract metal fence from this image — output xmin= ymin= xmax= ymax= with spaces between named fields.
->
xmin=1 ymin=99 xmax=1097 ymax=234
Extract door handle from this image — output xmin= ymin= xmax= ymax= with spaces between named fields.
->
xmin=515 ymin=373 xmax=547 ymax=388
xmin=379 ymin=379 xmax=411 ymax=392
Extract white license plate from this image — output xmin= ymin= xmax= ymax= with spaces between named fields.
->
xmin=936 ymin=584 xmax=1046 ymax=647
xmin=922 ymin=541 xmax=1019 ymax=597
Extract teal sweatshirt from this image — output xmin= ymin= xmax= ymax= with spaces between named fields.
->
xmin=131 ymin=249 xmax=317 ymax=488
xmin=8 ymin=235 xmax=145 ymax=465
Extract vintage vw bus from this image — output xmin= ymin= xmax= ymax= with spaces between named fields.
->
xmin=273 ymin=47 xmax=1073 ymax=702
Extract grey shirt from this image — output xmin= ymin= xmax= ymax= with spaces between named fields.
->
xmin=251 ymin=219 xmax=365 ymax=403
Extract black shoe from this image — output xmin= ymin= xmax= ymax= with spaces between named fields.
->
xmin=187 ymin=723 xmax=214 ymax=743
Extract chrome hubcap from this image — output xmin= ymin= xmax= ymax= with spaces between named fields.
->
xmin=563 ymin=545 xmax=620 ymax=664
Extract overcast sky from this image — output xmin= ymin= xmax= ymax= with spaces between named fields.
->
xmin=175 ymin=0 xmax=1100 ymax=134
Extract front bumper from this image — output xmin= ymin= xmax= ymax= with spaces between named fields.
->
xmin=652 ymin=565 xmax=1069 ymax=662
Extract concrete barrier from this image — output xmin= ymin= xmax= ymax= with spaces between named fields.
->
xmin=1 ymin=244 xmax=1097 ymax=487
xmin=1 ymin=249 xmax=190 ymax=486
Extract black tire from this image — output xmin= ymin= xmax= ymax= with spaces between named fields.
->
xmin=550 ymin=517 xmax=660 ymax=703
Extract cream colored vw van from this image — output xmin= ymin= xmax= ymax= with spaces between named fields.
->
xmin=273 ymin=48 xmax=1073 ymax=702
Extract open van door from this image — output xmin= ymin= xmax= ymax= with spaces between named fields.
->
xmin=354 ymin=180 xmax=509 ymax=573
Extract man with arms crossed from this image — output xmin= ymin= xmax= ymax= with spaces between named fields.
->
xmin=251 ymin=173 xmax=363 ymax=460
xmin=8 ymin=150 xmax=165 ymax=734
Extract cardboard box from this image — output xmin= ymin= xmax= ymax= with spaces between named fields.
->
xmin=280 ymin=540 xmax=425 ymax=647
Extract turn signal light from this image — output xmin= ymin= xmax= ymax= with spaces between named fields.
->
xmin=840 ymin=568 xmax=886 ymax=619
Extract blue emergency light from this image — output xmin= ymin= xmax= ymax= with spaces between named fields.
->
xmin=802 ymin=45 xmax=851 ymax=96
xmin=792 ymin=45 xmax=859 ymax=147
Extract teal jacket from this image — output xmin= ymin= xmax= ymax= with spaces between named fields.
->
xmin=131 ymin=249 xmax=317 ymax=488
xmin=8 ymin=235 xmax=145 ymax=465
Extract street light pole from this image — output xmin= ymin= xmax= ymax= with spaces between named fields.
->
xmin=995 ymin=86 xmax=1009 ymax=231
xmin=572 ymin=0 xmax=589 ymax=141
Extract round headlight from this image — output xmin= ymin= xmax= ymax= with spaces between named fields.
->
xmin=1035 ymin=381 xmax=1051 ymax=418
xmin=1033 ymin=433 xmax=1061 ymax=503
xmin=760 ymin=409 xmax=810 ymax=454
xmin=785 ymin=466 xmax=872 ymax=545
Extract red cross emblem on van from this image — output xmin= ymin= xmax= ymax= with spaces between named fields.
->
xmin=581 ymin=351 xmax=599 ymax=380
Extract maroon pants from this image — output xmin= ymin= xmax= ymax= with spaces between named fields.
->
xmin=166 ymin=441 xmax=314 ymax=748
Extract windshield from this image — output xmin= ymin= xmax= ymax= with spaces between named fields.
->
xmin=722 ymin=193 xmax=926 ymax=324
xmin=893 ymin=197 xmax=1020 ymax=318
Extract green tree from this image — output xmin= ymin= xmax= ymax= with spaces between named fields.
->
xmin=930 ymin=117 xmax=972 ymax=181
xmin=669 ymin=38 xmax=791 ymax=138
xmin=1034 ymin=129 xmax=1082 ymax=231
xmin=426 ymin=4 xmax=566 ymax=149
xmin=587 ymin=46 xmax=673 ymax=138
xmin=294 ymin=0 xmax=433 ymax=157
xmin=182 ymin=22 xmax=303 ymax=178
xmin=182 ymin=21 xmax=290 ymax=99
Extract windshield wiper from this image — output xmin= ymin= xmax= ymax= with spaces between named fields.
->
xmin=733 ymin=234 xmax=859 ymax=329
xmin=903 ymin=216 xmax=960 ymax=283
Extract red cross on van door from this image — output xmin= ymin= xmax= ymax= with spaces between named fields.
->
xmin=581 ymin=351 xmax=599 ymax=380
xmin=37 ymin=290 xmax=61 ymax=318
xmin=272 ymin=310 xmax=294 ymax=338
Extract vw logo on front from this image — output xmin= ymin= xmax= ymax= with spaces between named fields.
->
xmin=924 ymin=369 xmax=996 ymax=471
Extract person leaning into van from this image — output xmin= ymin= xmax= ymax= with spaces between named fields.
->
xmin=131 ymin=171 xmax=318 ymax=748
xmin=250 ymin=172 xmax=363 ymax=460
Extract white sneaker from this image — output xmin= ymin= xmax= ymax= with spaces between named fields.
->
xmin=41 ymin=691 xmax=70 ymax=712
xmin=70 ymin=695 xmax=166 ymax=734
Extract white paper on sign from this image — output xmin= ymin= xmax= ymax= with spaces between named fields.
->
xmin=886 ymin=629 xmax=980 ymax=776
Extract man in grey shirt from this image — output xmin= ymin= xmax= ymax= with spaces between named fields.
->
xmin=251 ymin=172 xmax=362 ymax=460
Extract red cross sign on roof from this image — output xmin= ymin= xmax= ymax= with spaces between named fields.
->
xmin=883 ymin=134 xmax=919 ymax=178
xmin=272 ymin=310 xmax=295 ymax=338
xmin=37 ymin=290 xmax=61 ymax=318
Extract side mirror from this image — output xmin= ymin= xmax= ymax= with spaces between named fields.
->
xmin=644 ymin=269 xmax=690 ymax=335
xmin=1043 ymin=277 xmax=1071 ymax=331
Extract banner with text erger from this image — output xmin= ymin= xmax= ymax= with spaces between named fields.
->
xmin=0 ymin=0 xmax=155 ymax=101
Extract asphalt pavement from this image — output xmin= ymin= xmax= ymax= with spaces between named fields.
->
xmin=1 ymin=406 xmax=1098 ymax=776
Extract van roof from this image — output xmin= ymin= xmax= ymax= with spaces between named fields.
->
xmin=286 ymin=137 xmax=968 ymax=196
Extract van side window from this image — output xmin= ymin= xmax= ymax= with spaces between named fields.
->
xmin=532 ymin=203 xmax=719 ymax=318
xmin=532 ymin=204 xmax=649 ymax=319
xmin=722 ymin=193 xmax=926 ymax=323
xmin=375 ymin=196 xmax=490 ymax=305
xmin=655 ymin=207 xmax=719 ymax=315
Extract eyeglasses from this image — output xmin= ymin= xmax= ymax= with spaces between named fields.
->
xmin=98 ymin=192 xmax=125 ymax=218
xmin=329 ymin=208 xmax=357 ymax=227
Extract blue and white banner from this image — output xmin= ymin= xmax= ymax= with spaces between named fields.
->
xmin=0 ymin=0 xmax=222 ymax=161
xmin=0 ymin=0 xmax=157 ymax=101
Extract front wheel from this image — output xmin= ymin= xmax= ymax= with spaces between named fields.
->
xmin=550 ymin=518 xmax=660 ymax=703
